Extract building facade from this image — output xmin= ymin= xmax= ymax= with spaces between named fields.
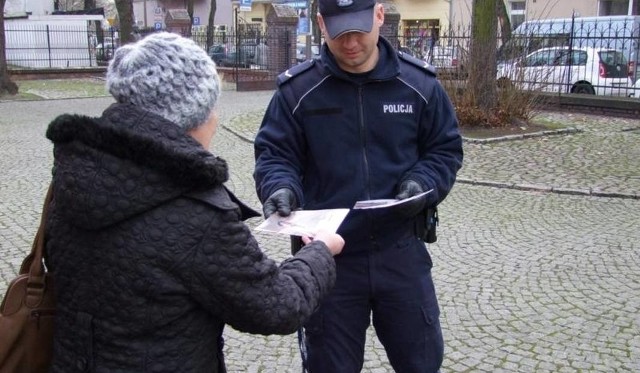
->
xmin=451 ymin=0 xmax=639 ymax=30
xmin=9 ymin=0 xmax=635 ymax=45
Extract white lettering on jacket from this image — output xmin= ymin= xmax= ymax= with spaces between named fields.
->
xmin=383 ymin=104 xmax=414 ymax=114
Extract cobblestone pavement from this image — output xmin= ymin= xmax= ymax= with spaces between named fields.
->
xmin=1 ymin=90 xmax=639 ymax=373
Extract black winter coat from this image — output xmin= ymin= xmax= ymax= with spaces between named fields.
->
xmin=44 ymin=103 xmax=336 ymax=373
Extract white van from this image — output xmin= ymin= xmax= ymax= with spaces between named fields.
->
xmin=498 ymin=15 xmax=640 ymax=81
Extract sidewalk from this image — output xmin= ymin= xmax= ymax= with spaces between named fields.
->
xmin=1 ymin=91 xmax=639 ymax=372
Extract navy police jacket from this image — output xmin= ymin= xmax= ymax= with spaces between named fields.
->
xmin=254 ymin=37 xmax=463 ymax=252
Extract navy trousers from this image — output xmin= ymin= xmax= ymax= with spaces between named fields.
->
xmin=303 ymin=235 xmax=444 ymax=373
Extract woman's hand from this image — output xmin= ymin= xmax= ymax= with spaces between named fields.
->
xmin=302 ymin=230 xmax=344 ymax=256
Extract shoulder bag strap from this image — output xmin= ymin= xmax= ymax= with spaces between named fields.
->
xmin=17 ymin=184 xmax=53 ymax=307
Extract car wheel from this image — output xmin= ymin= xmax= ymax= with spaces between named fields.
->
xmin=572 ymin=83 xmax=595 ymax=95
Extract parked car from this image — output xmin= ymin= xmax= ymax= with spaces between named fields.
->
xmin=208 ymin=44 xmax=228 ymax=66
xmin=210 ymin=43 xmax=258 ymax=68
xmin=425 ymin=46 xmax=467 ymax=77
xmin=296 ymin=43 xmax=320 ymax=63
xmin=630 ymin=78 xmax=640 ymax=98
xmin=398 ymin=46 xmax=414 ymax=56
xmin=497 ymin=46 xmax=632 ymax=96
xmin=96 ymin=41 xmax=117 ymax=65
xmin=496 ymin=16 xmax=640 ymax=82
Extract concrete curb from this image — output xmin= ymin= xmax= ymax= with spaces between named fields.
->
xmin=457 ymin=178 xmax=639 ymax=199
xmin=222 ymin=125 xmax=254 ymax=144
xmin=462 ymin=127 xmax=583 ymax=143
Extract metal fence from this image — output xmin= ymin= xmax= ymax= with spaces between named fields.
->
xmin=4 ymin=23 xmax=120 ymax=68
xmin=5 ymin=23 xmax=300 ymax=90
xmin=188 ymin=26 xmax=299 ymax=90
xmin=394 ymin=19 xmax=639 ymax=97
xmin=5 ymin=21 xmax=640 ymax=96
xmin=6 ymin=24 xmax=88 ymax=68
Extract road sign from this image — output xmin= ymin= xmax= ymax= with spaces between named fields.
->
xmin=240 ymin=0 xmax=252 ymax=11
xmin=154 ymin=22 xmax=162 ymax=30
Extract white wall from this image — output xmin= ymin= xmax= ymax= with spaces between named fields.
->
xmin=4 ymin=16 xmax=103 ymax=68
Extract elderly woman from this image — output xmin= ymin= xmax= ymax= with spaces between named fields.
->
xmin=44 ymin=32 xmax=343 ymax=372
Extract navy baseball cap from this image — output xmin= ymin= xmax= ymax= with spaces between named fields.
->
xmin=319 ymin=0 xmax=376 ymax=39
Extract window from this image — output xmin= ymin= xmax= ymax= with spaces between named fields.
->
xmin=525 ymin=50 xmax=556 ymax=67
xmin=511 ymin=1 xmax=526 ymax=11
xmin=599 ymin=50 xmax=627 ymax=66
xmin=573 ymin=51 xmax=588 ymax=66
xmin=401 ymin=19 xmax=440 ymax=57
xmin=553 ymin=50 xmax=587 ymax=66
xmin=512 ymin=14 xmax=525 ymax=29
xmin=510 ymin=1 xmax=526 ymax=30
xmin=598 ymin=0 xmax=630 ymax=15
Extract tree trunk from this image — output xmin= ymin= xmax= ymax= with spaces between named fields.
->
xmin=497 ymin=0 xmax=511 ymax=45
xmin=115 ymin=0 xmax=135 ymax=44
xmin=206 ymin=0 xmax=218 ymax=49
xmin=468 ymin=0 xmax=498 ymax=110
xmin=311 ymin=0 xmax=320 ymax=44
xmin=0 ymin=0 xmax=18 ymax=96
xmin=187 ymin=0 xmax=194 ymax=37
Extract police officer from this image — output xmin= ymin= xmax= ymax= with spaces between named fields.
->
xmin=254 ymin=0 xmax=463 ymax=371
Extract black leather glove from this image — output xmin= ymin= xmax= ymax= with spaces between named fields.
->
xmin=395 ymin=180 xmax=423 ymax=200
xmin=263 ymin=188 xmax=296 ymax=218
xmin=393 ymin=180 xmax=426 ymax=218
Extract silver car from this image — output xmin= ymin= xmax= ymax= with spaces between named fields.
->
xmin=424 ymin=46 xmax=467 ymax=77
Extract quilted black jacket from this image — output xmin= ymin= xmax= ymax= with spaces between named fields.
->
xmin=44 ymin=103 xmax=336 ymax=373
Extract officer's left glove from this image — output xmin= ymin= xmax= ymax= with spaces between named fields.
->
xmin=395 ymin=180 xmax=423 ymax=200
xmin=394 ymin=180 xmax=426 ymax=218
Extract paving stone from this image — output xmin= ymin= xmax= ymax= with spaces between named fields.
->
xmin=1 ymin=90 xmax=639 ymax=372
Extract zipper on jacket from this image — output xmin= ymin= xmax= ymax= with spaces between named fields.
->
xmin=358 ymin=85 xmax=371 ymax=200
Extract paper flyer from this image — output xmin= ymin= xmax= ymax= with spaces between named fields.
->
xmin=255 ymin=209 xmax=350 ymax=237
xmin=353 ymin=189 xmax=433 ymax=209
xmin=256 ymin=190 xmax=432 ymax=236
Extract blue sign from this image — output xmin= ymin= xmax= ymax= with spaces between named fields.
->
xmin=240 ymin=0 xmax=252 ymax=11
xmin=193 ymin=16 xmax=200 ymax=25
xmin=297 ymin=9 xmax=309 ymax=34
xmin=154 ymin=22 xmax=163 ymax=30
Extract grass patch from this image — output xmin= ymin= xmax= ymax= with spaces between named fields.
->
xmin=459 ymin=111 xmax=569 ymax=139
xmin=528 ymin=115 xmax=567 ymax=130
xmin=0 ymin=91 xmax=43 ymax=101
xmin=1 ymin=78 xmax=108 ymax=101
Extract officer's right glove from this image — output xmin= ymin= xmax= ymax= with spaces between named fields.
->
xmin=263 ymin=188 xmax=297 ymax=218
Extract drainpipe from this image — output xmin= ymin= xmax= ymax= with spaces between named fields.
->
xmin=444 ymin=0 xmax=453 ymax=28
